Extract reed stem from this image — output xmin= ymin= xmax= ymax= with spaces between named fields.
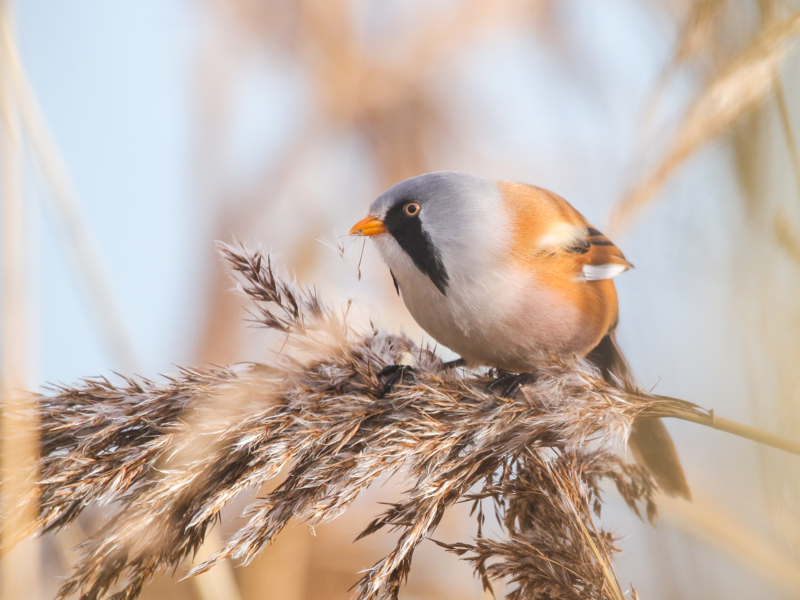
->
xmin=654 ymin=395 xmax=800 ymax=456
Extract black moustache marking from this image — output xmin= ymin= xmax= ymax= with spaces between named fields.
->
xmin=383 ymin=200 xmax=449 ymax=295
xmin=390 ymin=270 xmax=400 ymax=295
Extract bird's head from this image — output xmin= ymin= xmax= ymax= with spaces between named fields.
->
xmin=349 ymin=172 xmax=504 ymax=295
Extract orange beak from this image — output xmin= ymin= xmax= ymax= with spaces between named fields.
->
xmin=349 ymin=215 xmax=386 ymax=237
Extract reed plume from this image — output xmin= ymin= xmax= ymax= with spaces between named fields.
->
xmin=610 ymin=8 xmax=800 ymax=235
xmin=21 ymin=243 xmax=741 ymax=600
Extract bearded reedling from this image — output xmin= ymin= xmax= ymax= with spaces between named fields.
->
xmin=351 ymin=171 xmax=690 ymax=499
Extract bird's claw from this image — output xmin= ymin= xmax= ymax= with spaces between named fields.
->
xmin=487 ymin=371 xmax=538 ymax=398
xmin=377 ymin=364 xmax=417 ymax=398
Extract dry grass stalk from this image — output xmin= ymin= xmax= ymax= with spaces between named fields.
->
xmin=610 ymin=9 xmax=800 ymax=235
xmin=0 ymin=5 xmax=138 ymax=372
xmin=0 ymin=3 xmax=40 ymax=599
xmin=18 ymin=243 xmax=763 ymax=600
xmin=771 ymin=81 xmax=800 ymax=266
xmin=671 ymin=0 xmax=726 ymax=67
xmin=634 ymin=0 xmax=724 ymax=149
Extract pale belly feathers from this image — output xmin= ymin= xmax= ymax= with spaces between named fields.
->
xmin=374 ymin=234 xmax=605 ymax=372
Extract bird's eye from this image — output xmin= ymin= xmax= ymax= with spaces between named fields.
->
xmin=404 ymin=202 xmax=421 ymax=217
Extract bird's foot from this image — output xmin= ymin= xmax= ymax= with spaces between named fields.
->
xmin=377 ymin=364 xmax=417 ymax=398
xmin=487 ymin=371 xmax=538 ymax=398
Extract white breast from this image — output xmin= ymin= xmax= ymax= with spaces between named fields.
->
xmin=372 ymin=234 xmax=582 ymax=372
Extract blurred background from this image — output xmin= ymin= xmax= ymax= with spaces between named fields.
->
xmin=2 ymin=0 xmax=800 ymax=598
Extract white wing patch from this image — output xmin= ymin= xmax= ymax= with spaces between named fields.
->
xmin=581 ymin=263 xmax=629 ymax=281
xmin=537 ymin=222 xmax=586 ymax=249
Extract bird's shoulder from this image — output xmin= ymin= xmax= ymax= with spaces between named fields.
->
xmin=496 ymin=181 xmax=632 ymax=281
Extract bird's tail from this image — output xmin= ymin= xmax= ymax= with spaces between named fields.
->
xmin=586 ymin=333 xmax=692 ymax=500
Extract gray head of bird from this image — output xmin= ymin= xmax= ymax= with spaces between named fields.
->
xmin=349 ymin=171 xmax=507 ymax=296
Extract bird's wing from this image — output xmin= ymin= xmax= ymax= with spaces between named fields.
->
xmin=535 ymin=219 xmax=632 ymax=280
xmin=577 ymin=226 xmax=632 ymax=281
xmin=498 ymin=182 xmax=632 ymax=280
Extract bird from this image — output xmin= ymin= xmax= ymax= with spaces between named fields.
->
xmin=349 ymin=170 xmax=691 ymax=499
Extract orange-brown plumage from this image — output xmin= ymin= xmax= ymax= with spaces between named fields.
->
xmin=498 ymin=181 xmax=629 ymax=357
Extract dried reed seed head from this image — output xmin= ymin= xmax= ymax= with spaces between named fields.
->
xmin=19 ymin=243 xmax=698 ymax=600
